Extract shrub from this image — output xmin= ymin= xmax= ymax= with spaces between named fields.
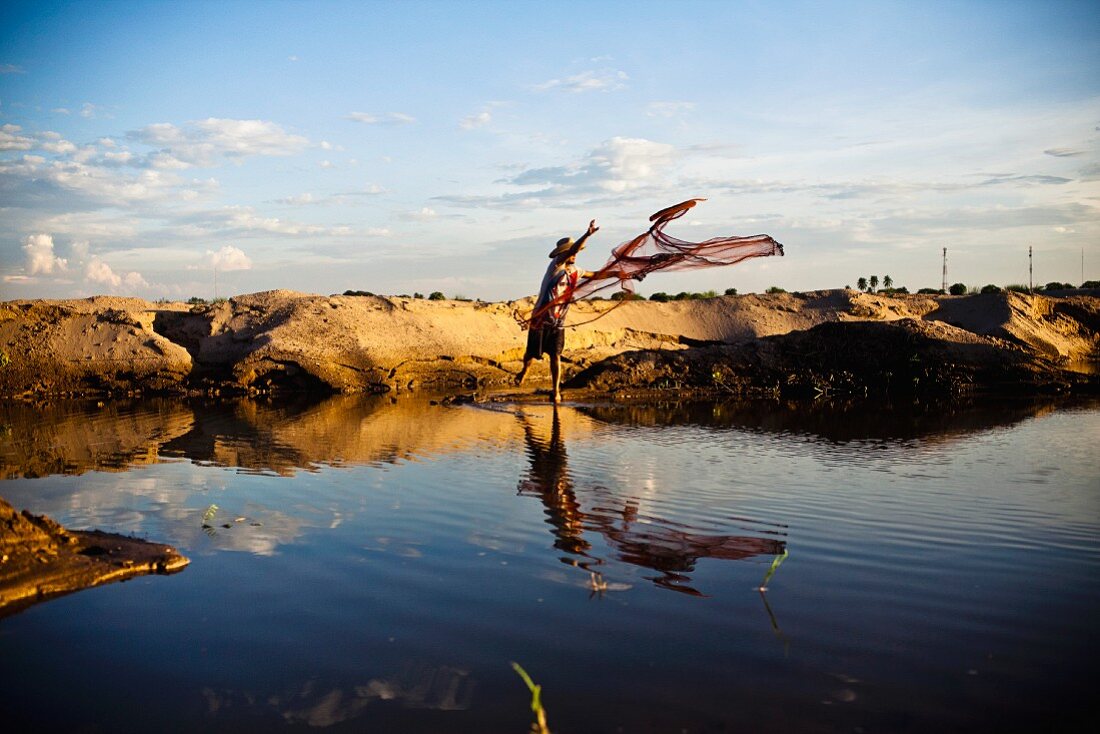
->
xmin=917 ymin=287 xmax=942 ymax=294
xmin=724 ymin=287 xmax=738 ymax=296
xmin=428 ymin=291 xmax=445 ymax=300
xmin=610 ymin=291 xmax=639 ymax=301
xmin=673 ymin=291 xmax=692 ymax=301
xmin=948 ymin=283 xmax=967 ymax=295
xmin=413 ymin=292 xmax=424 ymax=299
xmin=765 ymin=286 xmax=787 ymax=294
xmin=649 ymin=292 xmax=671 ymax=302
xmin=1005 ymin=284 xmax=1029 ymax=293
xmin=1044 ymin=281 xmax=1072 ymax=291
xmin=980 ymin=284 xmax=1001 ymax=294
xmin=186 ymin=296 xmax=206 ymax=305
xmin=344 ymin=290 xmax=375 ymax=297
xmin=1082 ymin=280 xmax=1099 ymax=289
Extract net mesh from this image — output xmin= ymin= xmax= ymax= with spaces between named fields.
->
xmin=519 ymin=198 xmax=784 ymax=329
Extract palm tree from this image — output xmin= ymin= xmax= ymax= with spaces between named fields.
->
xmin=857 ymin=277 xmax=868 ymax=292
xmin=883 ymin=275 xmax=893 ymax=289
xmin=869 ymin=275 xmax=879 ymax=292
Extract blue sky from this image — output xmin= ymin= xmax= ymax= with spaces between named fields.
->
xmin=1 ymin=0 xmax=1098 ymax=301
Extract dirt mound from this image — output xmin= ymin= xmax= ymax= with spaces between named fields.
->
xmin=1 ymin=290 xmax=1097 ymax=399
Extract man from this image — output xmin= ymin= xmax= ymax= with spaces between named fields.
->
xmin=515 ymin=219 xmax=600 ymax=403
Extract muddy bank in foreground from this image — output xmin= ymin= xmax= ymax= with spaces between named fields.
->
xmin=0 ymin=497 xmax=189 ymax=618
xmin=1 ymin=289 xmax=1097 ymax=399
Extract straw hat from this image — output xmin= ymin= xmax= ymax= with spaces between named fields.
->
xmin=549 ymin=236 xmax=582 ymax=259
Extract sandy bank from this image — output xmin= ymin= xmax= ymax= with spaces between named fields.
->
xmin=0 ymin=496 xmax=189 ymax=618
xmin=1 ymin=289 xmax=1097 ymax=399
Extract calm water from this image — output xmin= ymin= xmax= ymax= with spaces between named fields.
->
xmin=1 ymin=395 xmax=1097 ymax=733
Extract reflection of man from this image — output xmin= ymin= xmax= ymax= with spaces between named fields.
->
xmin=517 ymin=407 xmax=591 ymax=557
xmin=516 ymin=406 xmax=787 ymax=595
xmin=515 ymin=220 xmax=600 ymax=403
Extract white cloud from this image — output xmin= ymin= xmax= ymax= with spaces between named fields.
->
xmin=646 ymin=101 xmax=697 ymax=118
xmin=22 ymin=234 xmax=68 ymax=275
xmin=40 ymin=137 xmax=77 ymax=154
xmin=404 ymin=207 xmax=438 ymax=221
xmin=460 ymin=110 xmax=492 ymax=130
xmin=0 ymin=123 xmax=34 ymax=150
xmin=345 ymin=111 xmax=417 ymax=125
xmin=318 ymin=159 xmax=335 ymax=169
xmin=129 ymin=118 xmax=310 ymax=168
xmin=0 ymin=64 xmax=25 ymax=74
xmin=80 ymin=102 xmax=100 ymax=118
xmin=84 ymin=257 xmax=149 ymax=290
xmin=205 ymin=245 xmax=252 ymax=271
xmin=533 ymin=69 xmax=628 ymax=93
xmin=1044 ymin=148 xmax=1086 ymax=157
xmin=288 ymin=55 xmax=299 ymax=62
xmin=52 ymin=107 xmax=71 ymax=115
xmin=509 ymin=136 xmax=676 ymax=193
xmin=277 ymin=193 xmax=316 ymax=205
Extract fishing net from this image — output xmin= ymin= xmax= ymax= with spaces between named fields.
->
xmin=518 ymin=198 xmax=784 ymax=329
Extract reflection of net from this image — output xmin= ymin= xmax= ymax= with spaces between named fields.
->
xmin=519 ymin=198 xmax=784 ymax=329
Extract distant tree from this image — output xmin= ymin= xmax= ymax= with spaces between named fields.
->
xmin=883 ymin=275 xmax=893 ymax=289
xmin=428 ymin=291 xmax=445 ymax=300
xmin=857 ymin=277 xmax=868 ymax=292
xmin=1082 ymin=280 xmax=1100 ymax=289
xmin=413 ymin=292 xmax=424 ymax=299
xmin=187 ymin=296 xmax=206 ymax=305
xmin=610 ymin=291 xmax=640 ymax=301
xmin=869 ymin=275 xmax=879 ymax=291
xmin=765 ymin=286 xmax=786 ymax=294
xmin=980 ymin=284 xmax=1001 ymax=294
xmin=892 ymin=286 xmax=909 ymax=294
xmin=649 ymin=292 xmax=671 ymax=302
xmin=700 ymin=289 xmax=718 ymax=299
xmin=344 ymin=290 xmax=375 ymax=297
xmin=1005 ymin=284 xmax=1029 ymax=293
xmin=1044 ymin=281 xmax=1072 ymax=291
xmin=673 ymin=291 xmax=692 ymax=301
xmin=724 ymin=287 xmax=738 ymax=296
xmin=917 ymin=287 xmax=941 ymax=294
xmin=948 ymin=282 xmax=967 ymax=295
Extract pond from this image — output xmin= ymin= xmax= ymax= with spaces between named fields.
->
xmin=1 ymin=395 xmax=1097 ymax=732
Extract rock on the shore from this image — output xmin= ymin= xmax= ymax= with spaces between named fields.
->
xmin=0 ymin=496 xmax=189 ymax=618
xmin=1 ymin=289 xmax=1097 ymax=398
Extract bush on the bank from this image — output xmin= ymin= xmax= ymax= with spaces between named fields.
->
xmin=917 ymin=287 xmax=943 ymax=294
xmin=949 ymin=283 xmax=968 ymax=295
xmin=724 ymin=287 xmax=738 ymax=296
xmin=980 ymin=284 xmax=1002 ymax=294
xmin=428 ymin=291 xmax=445 ymax=300
xmin=649 ymin=292 xmax=671 ymax=302
xmin=766 ymin=286 xmax=787 ymax=294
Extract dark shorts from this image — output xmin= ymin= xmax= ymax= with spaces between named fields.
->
xmin=524 ymin=326 xmax=565 ymax=360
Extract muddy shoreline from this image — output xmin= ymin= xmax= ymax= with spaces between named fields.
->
xmin=2 ymin=289 xmax=1098 ymax=401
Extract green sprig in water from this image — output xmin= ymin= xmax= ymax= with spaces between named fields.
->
xmin=511 ymin=662 xmax=551 ymax=734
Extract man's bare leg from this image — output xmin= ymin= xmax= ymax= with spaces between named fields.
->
xmin=515 ymin=357 xmax=533 ymax=386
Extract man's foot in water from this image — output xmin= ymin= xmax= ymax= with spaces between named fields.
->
xmin=514 ymin=368 xmax=527 ymax=386
xmin=551 ymin=391 xmax=562 ymax=404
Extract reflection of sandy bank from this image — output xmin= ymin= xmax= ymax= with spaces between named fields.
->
xmin=0 ymin=399 xmax=194 ymax=479
xmin=159 ymin=396 xmax=600 ymax=475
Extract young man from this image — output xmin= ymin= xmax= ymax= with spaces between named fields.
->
xmin=515 ymin=219 xmax=600 ymax=403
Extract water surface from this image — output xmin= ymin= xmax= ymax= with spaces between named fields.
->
xmin=1 ymin=395 xmax=1097 ymax=732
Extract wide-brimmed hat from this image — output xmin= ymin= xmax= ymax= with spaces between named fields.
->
xmin=549 ymin=236 xmax=582 ymax=259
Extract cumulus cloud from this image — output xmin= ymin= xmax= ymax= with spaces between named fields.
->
xmin=533 ymin=69 xmax=628 ymax=93
xmin=128 ymin=118 xmax=310 ymax=168
xmin=22 ymin=234 xmax=68 ymax=275
xmin=0 ymin=123 xmax=34 ymax=150
xmin=84 ymin=257 xmax=148 ymax=290
xmin=204 ymin=245 xmax=252 ymax=271
xmin=510 ymin=136 xmax=676 ymax=193
xmin=345 ymin=112 xmax=417 ymax=125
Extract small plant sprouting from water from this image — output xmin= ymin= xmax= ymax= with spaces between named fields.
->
xmin=511 ymin=662 xmax=551 ymax=734
xmin=201 ymin=504 xmax=219 ymax=535
xmin=758 ymin=549 xmax=789 ymax=592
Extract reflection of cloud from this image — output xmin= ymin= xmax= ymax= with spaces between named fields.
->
xmin=202 ymin=664 xmax=474 ymax=727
